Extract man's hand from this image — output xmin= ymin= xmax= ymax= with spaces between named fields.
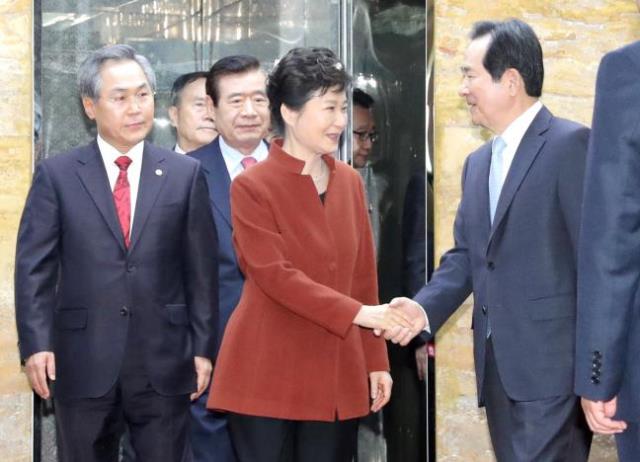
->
xmin=369 ymin=371 xmax=393 ymax=412
xmin=415 ymin=344 xmax=428 ymax=381
xmin=381 ymin=297 xmax=428 ymax=346
xmin=24 ymin=351 xmax=56 ymax=399
xmin=191 ymin=356 xmax=213 ymax=401
xmin=581 ymin=396 xmax=627 ymax=434
xmin=353 ymin=304 xmax=413 ymax=331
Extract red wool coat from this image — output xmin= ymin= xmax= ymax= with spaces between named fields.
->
xmin=208 ymin=140 xmax=389 ymax=421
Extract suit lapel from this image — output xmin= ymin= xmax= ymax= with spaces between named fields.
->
xmin=76 ymin=141 xmax=127 ymax=251
xmin=129 ymin=142 xmax=167 ymax=252
xmin=488 ymin=107 xmax=551 ymax=243
xmin=202 ymin=138 xmax=233 ymax=228
xmin=473 ymin=145 xmax=492 ymax=240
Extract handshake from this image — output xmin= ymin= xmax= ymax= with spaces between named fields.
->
xmin=353 ymin=297 xmax=429 ymax=346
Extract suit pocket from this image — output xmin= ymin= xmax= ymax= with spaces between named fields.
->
xmin=165 ymin=304 xmax=189 ymax=326
xmin=526 ymin=294 xmax=575 ymax=321
xmin=54 ymin=308 xmax=88 ymax=330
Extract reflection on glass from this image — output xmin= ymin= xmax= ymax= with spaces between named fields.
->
xmin=351 ymin=0 xmax=431 ymax=461
xmin=38 ymin=0 xmax=340 ymax=160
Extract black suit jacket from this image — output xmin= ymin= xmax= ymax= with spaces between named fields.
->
xmin=15 ymin=140 xmax=219 ymax=399
xmin=576 ymin=41 xmax=640 ymax=422
xmin=415 ymin=106 xmax=589 ymax=403
xmin=189 ymin=137 xmax=250 ymax=357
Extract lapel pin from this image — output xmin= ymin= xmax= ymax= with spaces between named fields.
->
xmin=155 ymin=169 xmax=163 ymax=176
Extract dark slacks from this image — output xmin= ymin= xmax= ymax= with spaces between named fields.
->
xmin=190 ymin=388 xmax=236 ymax=462
xmin=483 ymin=339 xmax=592 ymax=461
xmin=617 ymin=421 xmax=640 ymax=462
xmin=55 ymin=320 xmax=191 ymax=462
xmin=227 ymin=413 xmax=358 ymax=462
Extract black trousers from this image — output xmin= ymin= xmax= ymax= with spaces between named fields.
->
xmin=227 ymin=413 xmax=358 ymax=462
xmin=55 ymin=323 xmax=191 ymax=462
xmin=483 ymin=339 xmax=592 ymax=461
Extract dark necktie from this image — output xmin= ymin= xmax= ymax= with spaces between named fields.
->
xmin=114 ymin=155 xmax=133 ymax=248
xmin=241 ymin=156 xmax=257 ymax=170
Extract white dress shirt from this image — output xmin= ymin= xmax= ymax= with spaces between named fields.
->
xmin=97 ymin=135 xmax=144 ymax=231
xmin=174 ymin=144 xmax=187 ymax=154
xmin=219 ymin=136 xmax=268 ymax=180
xmin=494 ymin=100 xmax=543 ymax=184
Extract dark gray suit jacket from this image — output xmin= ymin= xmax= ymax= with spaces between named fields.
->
xmin=15 ymin=140 xmax=219 ymax=399
xmin=576 ymin=41 xmax=640 ymax=422
xmin=415 ymin=106 xmax=589 ymax=403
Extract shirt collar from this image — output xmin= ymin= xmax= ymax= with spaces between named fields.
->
xmin=218 ymin=135 xmax=268 ymax=169
xmin=498 ymin=100 xmax=543 ymax=150
xmin=174 ymin=144 xmax=186 ymax=154
xmin=97 ymin=134 xmax=144 ymax=166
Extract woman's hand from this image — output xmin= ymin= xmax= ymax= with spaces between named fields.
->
xmin=353 ymin=304 xmax=413 ymax=331
xmin=369 ymin=371 xmax=393 ymax=412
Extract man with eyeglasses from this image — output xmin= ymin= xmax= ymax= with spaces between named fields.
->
xmin=14 ymin=44 xmax=219 ymax=462
xmin=352 ymin=88 xmax=388 ymax=254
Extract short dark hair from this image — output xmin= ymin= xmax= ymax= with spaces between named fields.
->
xmin=206 ymin=55 xmax=261 ymax=106
xmin=471 ymin=19 xmax=544 ymax=97
xmin=267 ymin=47 xmax=351 ymax=135
xmin=170 ymin=71 xmax=209 ymax=106
xmin=353 ymin=88 xmax=374 ymax=109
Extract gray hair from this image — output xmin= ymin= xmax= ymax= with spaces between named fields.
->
xmin=77 ymin=44 xmax=156 ymax=100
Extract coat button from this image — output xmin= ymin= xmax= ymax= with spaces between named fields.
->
xmin=591 ymin=377 xmax=600 ymax=384
xmin=120 ymin=306 xmax=129 ymax=316
xmin=487 ymin=261 xmax=495 ymax=270
xmin=482 ymin=305 xmax=487 ymax=315
xmin=127 ymin=264 xmax=136 ymax=273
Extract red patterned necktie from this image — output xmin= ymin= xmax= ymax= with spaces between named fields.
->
xmin=113 ymin=155 xmax=133 ymax=248
xmin=241 ymin=156 xmax=257 ymax=170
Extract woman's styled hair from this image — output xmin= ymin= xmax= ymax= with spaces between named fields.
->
xmin=267 ymin=47 xmax=351 ymax=135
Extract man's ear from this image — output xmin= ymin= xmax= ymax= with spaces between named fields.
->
xmin=168 ymin=105 xmax=179 ymax=128
xmin=503 ymin=68 xmax=522 ymax=96
xmin=82 ymin=97 xmax=97 ymax=120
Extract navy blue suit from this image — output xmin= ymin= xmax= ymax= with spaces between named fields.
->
xmin=188 ymin=137 xmax=251 ymax=462
xmin=576 ymin=41 xmax=640 ymax=461
xmin=15 ymin=141 xmax=219 ymax=461
xmin=414 ymin=106 xmax=591 ymax=459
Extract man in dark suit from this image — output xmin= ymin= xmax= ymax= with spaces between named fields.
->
xmin=15 ymin=44 xmax=219 ymax=462
xmin=188 ymin=55 xmax=270 ymax=462
xmin=386 ymin=19 xmax=592 ymax=460
xmin=575 ymin=37 xmax=640 ymax=461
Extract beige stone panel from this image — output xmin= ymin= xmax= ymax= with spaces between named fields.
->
xmin=0 ymin=392 xmax=31 ymax=459
xmin=0 ymin=13 xmax=31 ymax=61
xmin=0 ymin=0 xmax=30 ymax=15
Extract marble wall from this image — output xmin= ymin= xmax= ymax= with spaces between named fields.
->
xmin=433 ymin=1 xmax=640 ymax=460
xmin=0 ymin=0 xmax=33 ymax=461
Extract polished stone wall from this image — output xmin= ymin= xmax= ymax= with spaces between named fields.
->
xmin=433 ymin=1 xmax=640 ymax=460
xmin=0 ymin=0 xmax=33 ymax=461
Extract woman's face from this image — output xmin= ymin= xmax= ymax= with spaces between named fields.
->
xmin=284 ymin=86 xmax=348 ymax=157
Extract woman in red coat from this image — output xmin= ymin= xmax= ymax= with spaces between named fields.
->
xmin=208 ymin=47 xmax=411 ymax=461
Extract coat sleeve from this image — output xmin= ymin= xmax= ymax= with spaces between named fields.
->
xmin=575 ymin=48 xmax=640 ymax=400
xmin=230 ymin=174 xmax=363 ymax=339
xmin=15 ymin=162 xmax=60 ymax=361
xmin=413 ymin=156 xmax=473 ymax=337
xmin=184 ymin=163 xmax=219 ymax=359
xmin=351 ymin=175 xmax=389 ymax=373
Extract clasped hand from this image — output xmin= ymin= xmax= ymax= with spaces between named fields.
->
xmin=353 ymin=297 xmax=428 ymax=346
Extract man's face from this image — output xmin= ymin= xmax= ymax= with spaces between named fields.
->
xmin=211 ymin=70 xmax=270 ymax=154
xmin=458 ymin=35 xmax=511 ymax=133
xmin=168 ymin=77 xmax=217 ymax=152
xmin=82 ymin=59 xmax=154 ymax=153
xmin=352 ymin=105 xmax=376 ymax=168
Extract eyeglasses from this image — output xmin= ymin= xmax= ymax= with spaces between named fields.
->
xmin=352 ymin=130 xmax=379 ymax=143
